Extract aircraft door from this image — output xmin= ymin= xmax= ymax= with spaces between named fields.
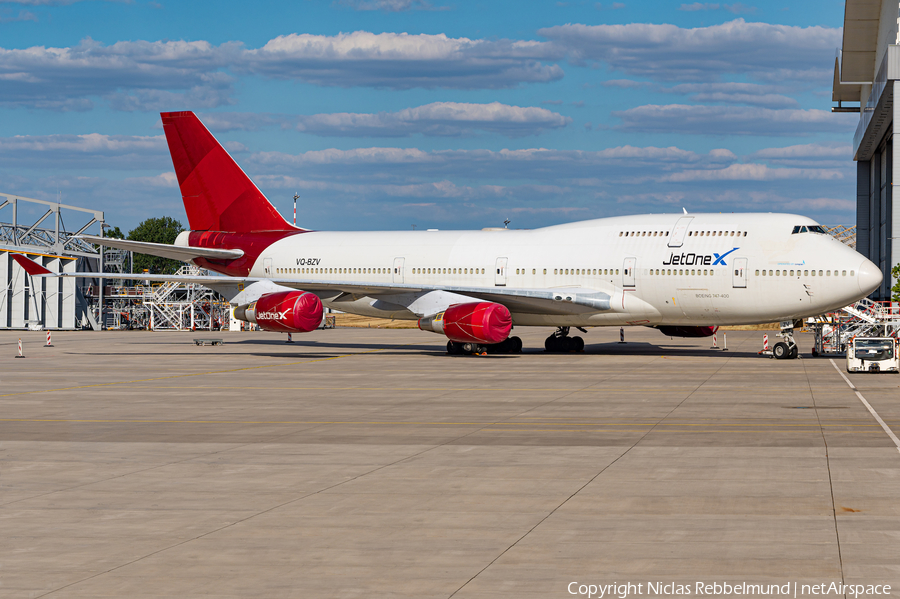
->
xmin=392 ymin=257 xmax=405 ymax=284
xmin=495 ymin=257 xmax=508 ymax=286
xmin=732 ymin=257 xmax=748 ymax=288
xmin=623 ymin=257 xmax=636 ymax=287
xmin=668 ymin=216 xmax=694 ymax=248
xmin=264 ymin=257 xmax=273 ymax=277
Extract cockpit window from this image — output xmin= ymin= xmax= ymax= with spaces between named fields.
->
xmin=792 ymin=225 xmax=825 ymax=234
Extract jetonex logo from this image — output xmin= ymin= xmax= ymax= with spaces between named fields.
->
xmin=257 ymin=309 xmax=290 ymax=320
xmin=663 ymin=247 xmax=739 ymax=267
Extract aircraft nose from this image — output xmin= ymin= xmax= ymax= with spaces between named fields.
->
xmin=857 ymin=259 xmax=883 ymax=295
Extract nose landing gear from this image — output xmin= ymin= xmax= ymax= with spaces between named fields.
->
xmin=768 ymin=321 xmax=801 ymax=360
xmin=544 ymin=327 xmax=585 ymax=353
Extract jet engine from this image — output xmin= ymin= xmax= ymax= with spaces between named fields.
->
xmin=657 ymin=325 xmax=718 ymax=338
xmin=418 ymin=302 xmax=512 ymax=344
xmin=233 ymin=291 xmax=323 ymax=333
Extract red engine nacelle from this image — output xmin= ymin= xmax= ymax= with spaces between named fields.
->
xmin=233 ymin=291 xmax=323 ymax=333
xmin=418 ymin=302 xmax=512 ymax=344
xmin=657 ymin=325 xmax=718 ymax=338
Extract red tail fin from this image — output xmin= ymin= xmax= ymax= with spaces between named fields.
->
xmin=161 ymin=111 xmax=295 ymax=233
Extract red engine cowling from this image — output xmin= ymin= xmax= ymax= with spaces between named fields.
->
xmin=657 ymin=325 xmax=718 ymax=338
xmin=418 ymin=302 xmax=512 ymax=344
xmin=233 ymin=291 xmax=323 ymax=333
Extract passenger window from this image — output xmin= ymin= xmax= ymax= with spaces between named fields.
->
xmin=755 ymin=270 xmax=759 ymax=276
xmin=818 ymin=270 xmax=823 ymax=276
xmin=842 ymin=270 xmax=846 ymax=276
xmin=850 ymin=270 xmax=855 ymax=276
xmin=543 ymin=269 xmax=547 ymax=274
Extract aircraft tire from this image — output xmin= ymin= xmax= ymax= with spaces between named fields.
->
xmin=509 ymin=336 xmax=523 ymax=353
xmin=773 ymin=342 xmax=788 ymax=360
xmin=572 ymin=336 xmax=584 ymax=352
xmin=789 ymin=345 xmax=799 ymax=359
xmin=447 ymin=341 xmax=462 ymax=355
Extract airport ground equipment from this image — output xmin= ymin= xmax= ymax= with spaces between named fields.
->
xmin=810 ymin=299 xmax=900 ymax=357
xmin=193 ymin=338 xmax=224 ymax=346
xmin=846 ymin=337 xmax=899 ymax=373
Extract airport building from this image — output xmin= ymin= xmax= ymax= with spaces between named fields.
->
xmin=1 ymin=193 xmax=104 ymax=330
xmin=833 ymin=0 xmax=900 ymax=299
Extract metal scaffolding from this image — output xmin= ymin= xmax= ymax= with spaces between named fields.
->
xmin=825 ymin=224 xmax=856 ymax=249
xmin=98 ymin=266 xmax=231 ymax=331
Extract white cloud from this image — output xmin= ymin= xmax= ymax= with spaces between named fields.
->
xmin=748 ymin=142 xmax=851 ymax=166
xmin=294 ymin=102 xmax=571 ymax=138
xmin=680 ymin=2 xmax=719 ymax=9
xmin=0 ymin=37 xmax=238 ymax=111
xmin=613 ymin=104 xmax=856 ymax=136
xmin=0 ymin=133 xmax=168 ymax=168
xmin=679 ymin=2 xmax=755 ymax=12
xmin=661 ymin=163 xmax=844 ymax=182
xmin=0 ymin=32 xmax=565 ymax=111
xmin=659 ymin=82 xmax=798 ymax=108
xmin=539 ymin=19 xmax=837 ymax=82
xmin=195 ymin=112 xmax=292 ymax=132
xmin=0 ymin=8 xmax=37 ymax=21
xmin=335 ymin=0 xmax=448 ymax=11
xmin=243 ymin=31 xmax=564 ymax=89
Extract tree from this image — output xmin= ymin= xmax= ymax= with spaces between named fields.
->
xmin=128 ymin=216 xmax=185 ymax=274
xmin=104 ymin=225 xmax=125 ymax=239
xmin=892 ymin=264 xmax=900 ymax=301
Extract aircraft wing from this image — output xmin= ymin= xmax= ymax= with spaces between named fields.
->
xmin=11 ymin=254 xmax=612 ymax=315
xmin=77 ymin=235 xmax=244 ymax=261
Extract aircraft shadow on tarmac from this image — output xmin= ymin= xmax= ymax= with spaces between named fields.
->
xmin=55 ymin=339 xmax=765 ymax=359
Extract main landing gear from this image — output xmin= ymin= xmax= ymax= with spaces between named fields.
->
xmin=770 ymin=320 xmax=800 ymax=360
xmin=544 ymin=327 xmax=585 ymax=353
xmin=447 ymin=336 xmax=523 ymax=355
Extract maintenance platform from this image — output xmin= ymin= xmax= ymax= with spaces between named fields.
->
xmin=1 ymin=327 xmax=898 ymax=598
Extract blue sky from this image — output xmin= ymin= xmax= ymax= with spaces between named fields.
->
xmin=0 ymin=0 xmax=856 ymax=234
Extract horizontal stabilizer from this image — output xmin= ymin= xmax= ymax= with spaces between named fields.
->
xmin=77 ymin=235 xmax=244 ymax=262
xmin=11 ymin=254 xmax=53 ymax=276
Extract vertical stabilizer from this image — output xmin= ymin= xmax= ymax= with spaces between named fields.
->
xmin=161 ymin=111 xmax=296 ymax=233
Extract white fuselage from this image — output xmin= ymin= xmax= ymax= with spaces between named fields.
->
xmin=242 ymin=213 xmax=879 ymax=327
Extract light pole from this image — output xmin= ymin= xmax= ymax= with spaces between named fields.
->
xmin=293 ymin=192 xmax=299 ymax=226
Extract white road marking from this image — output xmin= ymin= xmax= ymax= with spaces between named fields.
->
xmin=830 ymin=359 xmax=900 ymax=455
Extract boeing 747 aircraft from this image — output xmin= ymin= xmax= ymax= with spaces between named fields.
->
xmin=13 ymin=111 xmax=882 ymax=358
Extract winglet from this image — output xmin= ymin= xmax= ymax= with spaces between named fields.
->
xmin=11 ymin=254 xmax=54 ymax=276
